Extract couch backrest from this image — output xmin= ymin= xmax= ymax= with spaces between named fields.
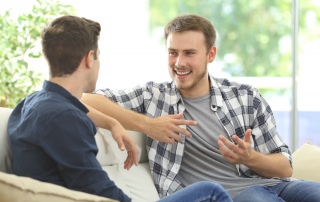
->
xmin=0 ymin=107 xmax=13 ymax=173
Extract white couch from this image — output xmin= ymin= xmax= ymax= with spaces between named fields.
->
xmin=0 ymin=107 xmax=159 ymax=202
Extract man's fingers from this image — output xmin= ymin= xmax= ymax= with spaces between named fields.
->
xmin=123 ymin=140 xmax=139 ymax=167
xmin=219 ymin=135 xmax=239 ymax=153
xmin=124 ymin=151 xmax=133 ymax=170
xmin=127 ymin=152 xmax=133 ymax=170
xmin=132 ymin=145 xmax=139 ymax=166
xmin=166 ymin=112 xmax=183 ymax=119
xmin=174 ymin=119 xmax=197 ymax=126
xmin=115 ymin=137 xmax=125 ymax=151
xmin=173 ymin=126 xmax=192 ymax=138
xmin=244 ymin=129 xmax=252 ymax=144
xmin=218 ymin=140 xmax=237 ymax=160
xmin=163 ymin=137 xmax=175 ymax=145
xmin=166 ymin=113 xmax=197 ymax=126
xmin=168 ymin=132 xmax=182 ymax=142
xmin=231 ymin=135 xmax=247 ymax=150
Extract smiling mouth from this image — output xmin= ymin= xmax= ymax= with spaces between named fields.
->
xmin=175 ymin=70 xmax=191 ymax=76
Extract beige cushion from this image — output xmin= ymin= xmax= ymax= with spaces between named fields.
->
xmin=292 ymin=141 xmax=320 ymax=183
xmin=0 ymin=107 xmax=13 ymax=173
xmin=0 ymin=171 xmax=117 ymax=202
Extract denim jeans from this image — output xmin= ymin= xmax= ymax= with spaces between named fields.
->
xmin=157 ymin=181 xmax=233 ymax=202
xmin=233 ymin=180 xmax=320 ymax=202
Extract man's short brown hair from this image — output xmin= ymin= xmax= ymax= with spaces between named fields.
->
xmin=164 ymin=14 xmax=216 ymax=53
xmin=41 ymin=15 xmax=101 ymax=77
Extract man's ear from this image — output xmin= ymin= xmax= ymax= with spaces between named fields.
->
xmin=85 ymin=50 xmax=94 ymax=69
xmin=208 ymin=46 xmax=216 ymax=63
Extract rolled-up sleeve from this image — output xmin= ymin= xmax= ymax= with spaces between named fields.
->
xmin=251 ymin=90 xmax=293 ymax=166
xmin=93 ymin=84 xmax=151 ymax=114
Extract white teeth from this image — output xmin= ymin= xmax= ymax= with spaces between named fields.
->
xmin=175 ymin=71 xmax=191 ymax=75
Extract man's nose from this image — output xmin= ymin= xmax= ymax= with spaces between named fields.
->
xmin=175 ymin=55 xmax=187 ymax=68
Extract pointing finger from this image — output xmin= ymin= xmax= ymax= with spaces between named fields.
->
xmin=166 ymin=113 xmax=183 ymax=119
xmin=174 ymin=119 xmax=197 ymax=126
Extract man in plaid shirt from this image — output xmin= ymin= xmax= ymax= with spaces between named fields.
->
xmin=82 ymin=14 xmax=320 ymax=201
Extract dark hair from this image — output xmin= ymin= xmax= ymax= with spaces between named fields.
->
xmin=164 ymin=14 xmax=216 ymax=53
xmin=41 ymin=15 xmax=101 ymax=77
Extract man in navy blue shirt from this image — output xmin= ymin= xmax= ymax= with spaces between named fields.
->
xmin=7 ymin=15 xmax=138 ymax=202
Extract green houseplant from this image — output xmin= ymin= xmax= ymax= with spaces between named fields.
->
xmin=0 ymin=0 xmax=76 ymax=108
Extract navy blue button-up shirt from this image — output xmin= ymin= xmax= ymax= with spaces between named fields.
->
xmin=8 ymin=80 xmax=131 ymax=202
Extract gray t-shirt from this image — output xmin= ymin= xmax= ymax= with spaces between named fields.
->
xmin=175 ymin=93 xmax=283 ymax=199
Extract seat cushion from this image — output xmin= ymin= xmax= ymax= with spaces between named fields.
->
xmin=0 ymin=107 xmax=13 ymax=173
xmin=0 ymin=171 xmax=116 ymax=202
xmin=292 ymin=141 xmax=320 ymax=183
xmin=102 ymin=162 xmax=160 ymax=202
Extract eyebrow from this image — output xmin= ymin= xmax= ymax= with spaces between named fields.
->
xmin=168 ymin=48 xmax=197 ymax=52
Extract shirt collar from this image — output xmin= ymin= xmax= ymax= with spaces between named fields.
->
xmin=169 ymin=81 xmax=182 ymax=106
xmin=170 ymin=73 xmax=223 ymax=110
xmin=209 ymin=74 xmax=223 ymax=111
xmin=42 ymin=80 xmax=89 ymax=113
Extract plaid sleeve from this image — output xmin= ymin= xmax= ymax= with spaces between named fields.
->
xmin=251 ymin=88 xmax=293 ymax=166
xmin=93 ymin=84 xmax=152 ymax=114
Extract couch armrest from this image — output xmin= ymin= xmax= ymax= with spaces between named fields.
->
xmin=0 ymin=171 xmax=117 ymax=202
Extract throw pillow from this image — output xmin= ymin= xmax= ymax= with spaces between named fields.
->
xmin=292 ymin=141 xmax=320 ymax=183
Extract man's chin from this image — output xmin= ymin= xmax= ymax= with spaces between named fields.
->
xmin=176 ymin=83 xmax=192 ymax=91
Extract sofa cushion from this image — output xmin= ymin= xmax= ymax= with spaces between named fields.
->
xmin=0 ymin=171 xmax=116 ymax=202
xmin=0 ymin=107 xmax=13 ymax=173
xmin=292 ymin=141 xmax=320 ymax=183
xmin=96 ymin=128 xmax=148 ymax=165
xmin=102 ymin=163 xmax=160 ymax=202
xmin=119 ymin=162 xmax=160 ymax=202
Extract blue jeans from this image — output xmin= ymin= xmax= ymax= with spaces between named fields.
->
xmin=157 ymin=181 xmax=232 ymax=202
xmin=233 ymin=180 xmax=320 ymax=202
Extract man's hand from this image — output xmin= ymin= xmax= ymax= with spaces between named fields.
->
xmin=144 ymin=113 xmax=197 ymax=145
xmin=218 ymin=129 xmax=253 ymax=165
xmin=110 ymin=122 xmax=139 ymax=170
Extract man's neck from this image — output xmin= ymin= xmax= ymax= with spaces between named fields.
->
xmin=49 ymin=77 xmax=84 ymax=100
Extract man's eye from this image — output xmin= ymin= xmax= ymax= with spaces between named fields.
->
xmin=186 ymin=52 xmax=194 ymax=55
xmin=169 ymin=52 xmax=176 ymax=55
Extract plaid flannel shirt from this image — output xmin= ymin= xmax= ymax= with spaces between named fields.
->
xmin=94 ymin=75 xmax=293 ymax=198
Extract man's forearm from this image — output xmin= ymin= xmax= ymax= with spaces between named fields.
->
xmin=245 ymin=152 xmax=293 ymax=178
xmin=81 ymin=93 xmax=148 ymax=132
xmin=81 ymin=93 xmax=196 ymax=144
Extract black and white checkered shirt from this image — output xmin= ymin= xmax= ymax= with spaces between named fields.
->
xmin=94 ymin=75 xmax=293 ymax=198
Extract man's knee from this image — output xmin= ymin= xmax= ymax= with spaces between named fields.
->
xmin=282 ymin=180 xmax=320 ymax=202
xmin=234 ymin=185 xmax=284 ymax=202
